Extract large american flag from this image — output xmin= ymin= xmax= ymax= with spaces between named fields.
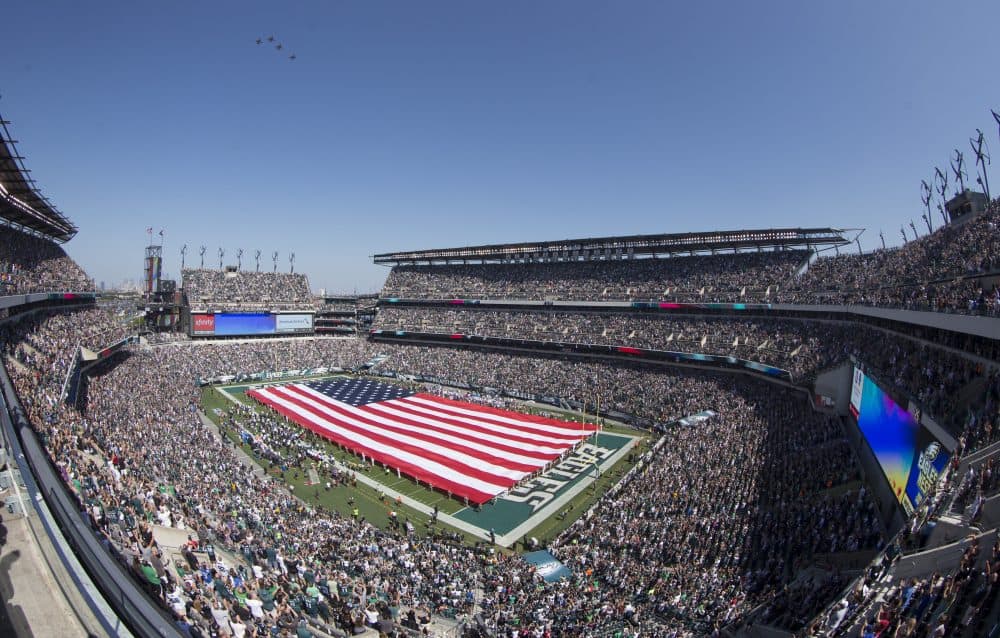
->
xmin=246 ymin=378 xmax=597 ymax=504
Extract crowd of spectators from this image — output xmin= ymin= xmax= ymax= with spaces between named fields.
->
xmin=372 ymin=307 xmax=981 ymax=423
xmin=0 ymin=224 xmax=93 ymax=294
xmin=183 ymin=269 xmax=314 ymax=310
xmin=779 ymin=201 xmax=1000 ymax=315
xmin=757 ymin=570 xmax=851 ymax=632
xmin=543 ymin=391 xmax=880 ymax=635
xmin=785 ymin=369 xmax=1000 ymax=638
xmin=950 ymin=456 xmax=998 ymax=526
xmin=812 ymin=535 xmax=1000 ymax=638
xmin=381 ymin=250 xmax=809 ymax=302
xmin=2 ymin=304 xmax=137 ymax=390
xmin=964 ymin=368 xmax=1000 ymax=454
xmin=3 ymin=306 xmax=895 ymax=637
xmin=376 ymin=306 xmax=841 ymax=378
xmin=378 ymin=202 xmax=1000 ymax=316
xmin=842 ymin=331 xmax=980 ymax=434
xmin=3 ymin=198 xmax=998 ymax=636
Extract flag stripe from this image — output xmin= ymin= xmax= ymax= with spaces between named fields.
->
xmin=249 ymin=387 xmax=505 ymax=502
xmin=404 ymin=394 xmax=598 ymax=436
xmin=388 ymin=396 xmax=586 ymax=445
xmin=293 ymin=387 xmax=558 ymax=463
xmin=285 ymin=385 xmax=548 ymax=471
xmin=265 ymin=386 xmax=527 ymax=484
xmin=364 ymin=401 xmax=565 ymax=459
xmin=246 ymin=380 xmax=596 ymax=505
xmin=294 ymin=387 xmax=584 ymax=457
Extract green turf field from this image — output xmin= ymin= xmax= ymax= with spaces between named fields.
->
xmin=201 ymin=375 xmax=650 ymax=550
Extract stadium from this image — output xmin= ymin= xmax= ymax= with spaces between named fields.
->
xmin=2 ymin=6 xmax=1000 ymax=638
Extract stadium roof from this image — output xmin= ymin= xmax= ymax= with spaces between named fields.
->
xmin=0 ymin=113 xmax=77 ymax=242
xmin=374 ymin=227 xmax=852 ymax=265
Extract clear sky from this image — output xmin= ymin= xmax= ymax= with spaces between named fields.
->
xmin=3 ymin=1 xmax=999 ymax=293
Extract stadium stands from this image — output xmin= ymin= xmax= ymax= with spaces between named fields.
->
xmin=780 ymin=200 xmax=1000 ymax=315
xmin=3 ymin=190 xmax=1000 ymax=636
xmin=378 ymin=201 xmax=1000 ymax=316
xmin=5 ymin=259 xmax=1000 ymax=637
xmin=372 ymin=307 xmax=982 ymax=425
xmin=4 ymin=311 xmax=890 ymax=636
xmin=374 ymin=306 xmax=866 ymax=378
xmin=0 ymin=224 xmax=93 ymax=294
xmin=381 ymin=249 xmax=810 ymax=302
xmin=182 ymin=268 xmax=313 ymax=310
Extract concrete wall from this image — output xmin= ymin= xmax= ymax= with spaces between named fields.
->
xmin=814 ymin=361 xmax=853 ymax=415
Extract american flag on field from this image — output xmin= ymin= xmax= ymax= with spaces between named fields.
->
xmin=246 ymin=378 xmax=597 ymax=504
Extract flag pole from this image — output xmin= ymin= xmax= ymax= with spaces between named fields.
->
xmin=593 ymin=393 xmax=599 ymax=442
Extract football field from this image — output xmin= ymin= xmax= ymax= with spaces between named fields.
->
xmin=206 ymin=375 xmax=645 ymax=548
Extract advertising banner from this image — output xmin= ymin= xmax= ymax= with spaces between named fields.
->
xmin=275 ymin=313 xmax=314 ymax=333
xmin=192 ymin=314 xmax=216 ymax=335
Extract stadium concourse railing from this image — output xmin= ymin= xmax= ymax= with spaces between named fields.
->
xmin=0 ymin=295 xmax=182 ymax=637
xmin=0 ymin=289 xmax=96 ymax=311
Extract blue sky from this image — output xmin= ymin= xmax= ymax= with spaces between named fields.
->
xmin=3 ymin=1 xmax=998 ymax=293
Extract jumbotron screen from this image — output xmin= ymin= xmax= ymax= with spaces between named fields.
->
xmin=214 ymin=312 xmax=275 ymax=336
xmin=850 ymin=367 xmax=949 ymax=516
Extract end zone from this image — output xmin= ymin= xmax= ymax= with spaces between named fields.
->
xmin=450 ymin=431 xmax=639 ymax=546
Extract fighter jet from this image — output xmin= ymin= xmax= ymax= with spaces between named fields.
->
xmin=267 ymin=35 xmax=275 ymax=42
xmin=275 ymin=43 xmax=283 ymax=51
xmin=255 ymin=38 xmax=262 ymax=45
xmin=289 ymin=54 xmax=296 ymax=61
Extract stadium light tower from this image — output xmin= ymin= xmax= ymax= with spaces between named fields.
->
xmin=199 ymin=245 xmax=206 ymax=268
xmin=908 ymin=220 xmax=918 ymax=240
xmin=993 ymin=109 xmax=1000 ymax=147
xmin=180 ymin=244 xmax=187 ymax=270
xmin=218 ymin=247 xmax=225 ymax=269
xmin=272 ymin=251 xmax=279 ymax=273
xmin=952 ymin=149 xmax=967 ymax=194
xmin=255 ymin=249 xmax=261 ymax=272
xmin=920 ymin=180 xmax=933 ymax=231
xmin=289 ymin=251 xmax=296 ymax=274
xmin=971 ymin=129 xmax=991 ymax=202
xmin=934 ymin=167 xmax=949 ymax=230
xmin=900 ymin=226 xmax=907 ymax=244
xmin=879 ymin=230 xmax=886 ymax=250
xmin=237 ymin=248 xmax=244 ymax=271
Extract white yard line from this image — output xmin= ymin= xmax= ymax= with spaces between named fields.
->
xmin=214 ymin=386 xmax=242 ymax=405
